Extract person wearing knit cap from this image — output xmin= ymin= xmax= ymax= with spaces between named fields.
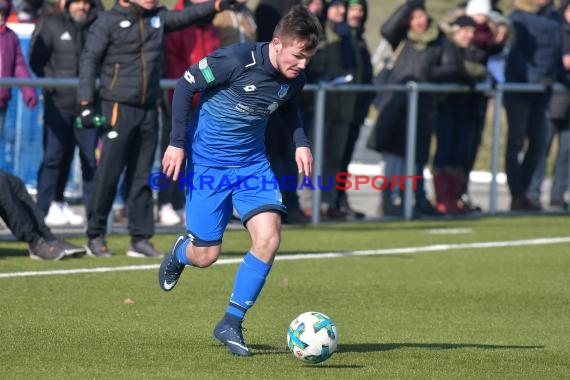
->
xmin=301 ymin=0 xmax=326 ymax=20
xmin=432 ymin=14 xmax=490 ymax=214
xmin=367 ymin=1 xmax=462 ymax=217
xmin=465 ymin=0 xmax=491 ymax=18
xmin=302 ymin=0 xmax=358 ymax=219
xmin=335 ymin=0 xmax=371 ymax=218
xmin=254 ymin=0 xmax=299 ymax=42
xmin=454 ymin=0 xmax=504 ymax=212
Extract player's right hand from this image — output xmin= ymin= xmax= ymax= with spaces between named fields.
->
xmin=162 ymin=145 xmax=185 ymax=181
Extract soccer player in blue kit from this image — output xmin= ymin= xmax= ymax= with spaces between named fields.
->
xmin=159 ymin=5 xmax=322 ymax=356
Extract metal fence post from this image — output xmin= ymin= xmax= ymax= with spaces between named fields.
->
xmin=311 ymin=84 xmax=327 ymax=224
xmin=490 ymin=85 xmax=504 ymax=215
xmin=404 ymin=82 xmax=419 ymax=220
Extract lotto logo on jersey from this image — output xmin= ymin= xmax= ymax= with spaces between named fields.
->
xmin=184 ymin=71 xmax=195 ymax=84
xmin=199 ymin=58 xmax=215 ymax=83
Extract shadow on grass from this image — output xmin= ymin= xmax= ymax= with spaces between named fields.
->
xmin=303 ymin=364 xmax=365 ymax=368
xmin=249 ymin=345 xmax=365 ymax=368
xmin=0 ymin=247 xmax=28 ymax=259
xmin=338 ymin=342 xmax=544 ymax=353
xmin=249 ymin=344 xmax=289 ymax=355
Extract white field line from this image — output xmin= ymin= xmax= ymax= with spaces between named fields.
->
xmin=1 ymin=237 xmax=569 ymax=279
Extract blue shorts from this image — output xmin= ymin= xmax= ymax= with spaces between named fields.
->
xmin=182 ymin=160 xmax=285 ymax=246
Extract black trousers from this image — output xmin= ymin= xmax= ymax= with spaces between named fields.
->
xmin=504 ymin=97 xmax=547 ymax=198
xmin=157 ymin=98 xmax=185 ymax=210
xmin=87 ymin=101 xmax=158 ymax=238
xmin=0 ymin=171 xmax=55 ymax=243
xmin=36 ymin=102 xmax=98 ymax=215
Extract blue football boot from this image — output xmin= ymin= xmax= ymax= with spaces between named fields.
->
xmin=158 ymin=235 xmax=187 ymax=291
xmin=213 ymin=320 xmax=252 ymax=357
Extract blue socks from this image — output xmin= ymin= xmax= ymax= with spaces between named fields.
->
xmin=175 ymin=237 xmax=192 ymax=266
xmin=226 ymin=252 xmax=272 ymax=322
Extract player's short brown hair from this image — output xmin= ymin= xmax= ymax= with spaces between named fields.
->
xmin=273 ymin=5 xmax=322 ymax=52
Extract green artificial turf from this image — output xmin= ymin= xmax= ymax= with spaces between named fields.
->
xmin=1 ymin=216 xmax=569 ymax=379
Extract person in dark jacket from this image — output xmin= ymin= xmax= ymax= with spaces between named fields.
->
xmin=335 ymin=0 xmax=373 ymax=219
xmin=78 ymin=0 xmax=235 ymax=258
xmin=366 ymin=0 xmax=463 ymax=217
xmin=0 ymin=171 xmax=85 ymax=261
xmin=528 ymin=0 xmax=570 ymax=209
xmin=504 ymin=0 xmax=563 ymax=211
xmin=254 ymin=0 xmax=298 ymax=42
xmin=301 ymin=0 xmax=368 ymax=219
xmin=0 ymin=0 xmax=37 ymax=136
xmin=433 ymin=15 xmax=488 ymax=215
xmin=29 ymin=0 xmax=101 ymax=228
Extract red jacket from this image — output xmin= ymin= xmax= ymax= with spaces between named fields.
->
xmin=164 ymin=0 xmax=220 ymax=107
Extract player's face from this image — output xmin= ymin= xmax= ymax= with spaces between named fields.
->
xmin=273 ymin=37 xmax=316 ymax=79
xmin=130 ymin=0 xmax=158 ymax=10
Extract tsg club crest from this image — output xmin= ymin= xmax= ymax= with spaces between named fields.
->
xmin=278 ymin=84 xmax=289 ymax=99
xmin=150 ymin=16 xmax=161 ymax=29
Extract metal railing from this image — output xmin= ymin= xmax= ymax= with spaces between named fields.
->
xmin=0 ymin=77 xmax=559 ymax=224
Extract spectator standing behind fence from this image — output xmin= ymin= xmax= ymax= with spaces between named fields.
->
xmin=486 ymin=10 xmax=511 ymax=84
xmin=78 ymin=0 xmax=235 ymax=258
xmin=441 ymin=0 xmax=505 ymax=212
xmin=460 ymin=0 xmax=504 ymax=211
xmin=0 ymin=171 xmax=85 ymax=261
xmin=504 ymin=0 xmax=562 ymax=211
xmin=302 ymin=0 xmax=364 ymax=219
xmin=526 ymin=0 xmax=564 ymax=208
xmin=158 ymin=0 xmax=220 ymax=226
xmin=433 ymin=15 xmax=489 ymax=214
xmin=336 ymin=0 xmax=373 ymax=218
xmin=528 ymin=0 xmax=570 ymax=210
xmin=29 ymin=0 xmax=100 ymax=228
xmin=303 ymin=0 xmax=324 ymax=17
xmin=0 ymin=0 xmax=37 ymax=136
xmin=254 ymin=0 xmax=298 ymax=42
xmin=366 ymin=0 xmax=451 ymax=217
xmin=7 ymin=0 xmax=53 ymax=22
xmin=212 ymin=0 xmax=256 ymax=46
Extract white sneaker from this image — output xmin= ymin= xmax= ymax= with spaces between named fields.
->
xmin=158 ymin=203 xmax=182 ymax=226
xmin=176 ymin=209 xmax=186 ymax=224
xmin=44 ymin=202 xmax=67 ymax=227
xmin=60 ymin=202 xmax=84 ymax=226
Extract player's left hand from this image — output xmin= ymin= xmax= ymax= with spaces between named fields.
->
xmin=162 ymin=145 xmax=185 ymax=181
xmin=295 ymin=147 xmax=313 ymax=177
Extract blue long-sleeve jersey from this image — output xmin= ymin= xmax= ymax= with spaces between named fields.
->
xmin=171 ymin=42 xmax=310 ymax=167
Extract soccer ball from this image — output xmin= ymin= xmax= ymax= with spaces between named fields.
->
xmin=287 ymin=311 xmax=338 ymax=364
